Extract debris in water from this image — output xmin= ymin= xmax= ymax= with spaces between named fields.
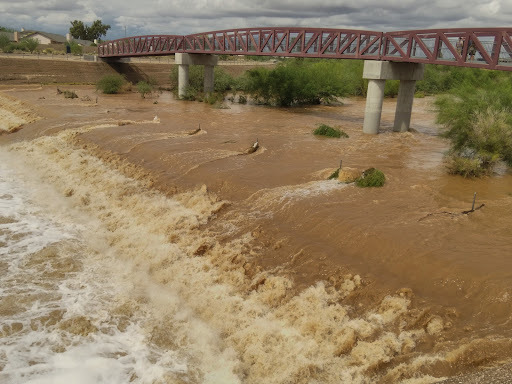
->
xmin=245 ymin=138 xmax=259 ymax=154
xmin=188 ymin=124 xmax=201 ymax=135
xmin=419 ymin=204 xmax=485 ymax=221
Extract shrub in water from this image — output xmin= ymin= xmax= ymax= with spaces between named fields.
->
xmin=96 ymin=74 xmax=125 ymax=94
xmin=355 ymin=168 xmax=386 ymax=187
xmin=136 ymin=81 xmax=153 ymax=98
xmin=435 ymin=79 xmax=512 ymax=176
xmin=444 ymin=152 xmax=498 ymax=178
xmin=63 ymin=90 xmax=78 ymax=99
xmin=313 ymin=124 xmax=349 ymax=138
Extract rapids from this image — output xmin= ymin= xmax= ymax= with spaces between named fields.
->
xmin=0 ymin=85 xmax=511 ymax=383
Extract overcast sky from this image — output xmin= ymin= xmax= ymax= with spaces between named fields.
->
xmin=0 ymin=0 xmax=510 ymax=40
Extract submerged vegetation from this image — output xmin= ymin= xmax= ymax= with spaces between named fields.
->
xmin=136 ymin=81 xmax=155 ymax=98
xmin=169 ymin=59 xmax=367 ymax=105
xmin=355 ymin=168 xmax=386 ymax=188
xmin=313 ymin=124 xmax=349 ymax=138
xmin=96 ymin=74 xmax=125 ymax=94
xmin=171 ymin=58 xmax=512 ymax=177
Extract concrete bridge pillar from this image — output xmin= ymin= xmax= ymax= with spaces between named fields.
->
xmin=362 ymin=61 xmax=424 ymax=134
xmin=363 ymin=79 xmax=386 ymax=135
xmin=175 ymin=53 xmax=218 ymax=98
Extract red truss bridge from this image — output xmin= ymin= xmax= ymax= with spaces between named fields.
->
xmin=98 ymin=27 xmax=512 ymax=71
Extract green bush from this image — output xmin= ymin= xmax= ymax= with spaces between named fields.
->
xmin=63 ymin=90 xmax=78 ymax=99
xmin=0 ymin=34 xmax=10 ymax=49
xmin=313 ymin=124 xmax=349 ymax=138
xmin=384 ymin=80 xmax=400 ymax=97
xmin=240 ymin=59 xmax=349 ymax=106
xmin=2 ymin=42 xmax=16 ymax=53
xmin=66 ymin=41 xmax=83 ymax=55
xmin=96 ymin=74 xmax=125 ymax=94
xmin=355 ymin=168 xmax=386 ymax=187
xmin=136 ymin=81 xmax=153 ymax=98
xmin=20 ymin=38 xmax=38 ymax=53
xmin=435 ymin=78 xmax=512 ymax=176
xmin=417 ymin=64 xmax=510 ymax=95
xmin=444 ymin=152 xmax=498 ymax=178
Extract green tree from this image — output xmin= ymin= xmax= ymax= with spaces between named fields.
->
xmin=69 ymin=20 xmax=87 ymax=40
xmin=0 ymin=34 xmax=10 ymax=49
xmin=0 ymin=26 xmax=15 ymax=32
xmin=69 ymin=19 xmax=110 ymax=41
xmin=22 ymin=38 xmax=39 ymax=53
xmin=87 ymin=20 xmax=111 ymax=41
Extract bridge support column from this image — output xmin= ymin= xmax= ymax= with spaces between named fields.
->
xmin=363 ymin=79 xmax=386 ymax=135
xmin=175 ymin=53 xmax=219 ymax=98
xmin=178 ymin=64 xmax=189 ymax=98
xmin=362 ymin=61 xmax=424 ymax=134
xmin=394 ymin=80 xmax=416 ymax=132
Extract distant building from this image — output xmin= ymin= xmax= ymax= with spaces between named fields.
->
xmin=7 ymin=29 xmax=93 ymax=46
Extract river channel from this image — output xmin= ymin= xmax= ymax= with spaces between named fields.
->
xmin=0 ymin=84 xmax=511 ymax=383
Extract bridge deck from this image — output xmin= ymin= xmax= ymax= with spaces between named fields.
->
xmin=98 ymin=28 xmax=512 ymax=71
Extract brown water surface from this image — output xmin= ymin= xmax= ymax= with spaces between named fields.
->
xmin=2 ymin=84 xmax=512 ymax=383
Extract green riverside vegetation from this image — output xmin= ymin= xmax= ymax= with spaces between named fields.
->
xmin=96 ymin=74 xmax=125 ymax=94
xmin=434 ymin=72 xmax=512 ymax=177
xmin=136 ymin=81 xmax=154 ymax=98
xmin=167 ymin=58 xmax=512 ymax=177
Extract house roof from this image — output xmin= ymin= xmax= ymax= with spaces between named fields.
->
xmin=22 ymin=30 xmax=93 ymax=46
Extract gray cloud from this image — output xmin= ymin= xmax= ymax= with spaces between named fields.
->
xmin=0 ymin=0 xmax=509 ymax=39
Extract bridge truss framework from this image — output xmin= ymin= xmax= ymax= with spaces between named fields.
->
xmin=98 ymin=27 xmax=512 ymax=71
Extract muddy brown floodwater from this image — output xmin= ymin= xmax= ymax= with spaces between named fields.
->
xmin=1 ymin=84 xmax=512 ymax=383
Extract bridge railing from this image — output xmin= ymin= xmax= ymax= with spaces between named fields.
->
xmin=382 ymin=28 xmax=512 ymax=71
xmin=183 ymin=28 xmax=383 ymax=59
xmin=98 ymin=35 xmax=184 ymax=57
xmin=97 ymin=27 xmax=512 ymax=71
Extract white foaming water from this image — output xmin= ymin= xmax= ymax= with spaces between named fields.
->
xmin=1 ymin=123 xmax=448 ymax=383
xmin=0 ymin=154 xmax=191 ymax=384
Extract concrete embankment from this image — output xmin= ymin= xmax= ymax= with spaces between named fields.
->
xmin=0 ymin=56 xmax=260 ymax=86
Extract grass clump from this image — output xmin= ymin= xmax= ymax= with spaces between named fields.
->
xmin=355 ymin=168 xmax=386 ymax=187
xmin=313 ymin=124 xmax=349 ymax=138
xmin=96 ymin=74 xmax=125 ymax=94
